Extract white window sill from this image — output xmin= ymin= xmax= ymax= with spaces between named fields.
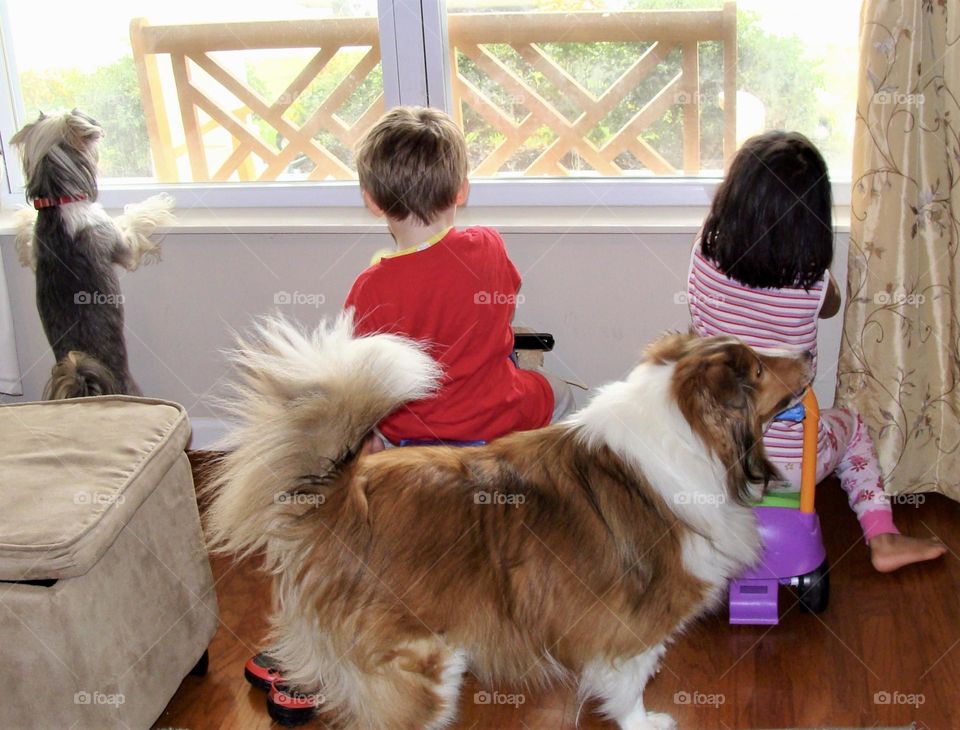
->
xmin=0 ymin=205 xmax=852 ymax=236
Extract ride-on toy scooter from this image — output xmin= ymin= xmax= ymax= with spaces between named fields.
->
xmin=728 ymin=388 xmax=830 ymax=625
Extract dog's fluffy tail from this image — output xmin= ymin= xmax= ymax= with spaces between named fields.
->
xmin=114 ymin=193 xmax=175 ymax=270
xmin=43 ymin=351 xmax=122 ymax=399
xmin=204 ymin=312 xmax=441 ymax=562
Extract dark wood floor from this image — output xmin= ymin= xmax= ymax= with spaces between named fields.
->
xmin=155 ymin=461 xmax=959 ymax=729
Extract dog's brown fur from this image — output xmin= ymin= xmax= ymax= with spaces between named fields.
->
xmin=206 ymin=319 xmax=811 ymax=729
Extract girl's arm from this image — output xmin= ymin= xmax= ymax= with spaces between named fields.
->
xmin=819 ymin=273 xmax=841 ymax=319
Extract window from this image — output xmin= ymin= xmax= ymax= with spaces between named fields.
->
xmin=2 ymin=0 xmax=384 ymax=191
xmin=448 ymin=0 xmax=858 ymax=181
xmin=0 ymin=0 xmax=859 ymax=208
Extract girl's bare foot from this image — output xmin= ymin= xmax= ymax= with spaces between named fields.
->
xmin=869 ymin=533 xmax=947 ymax=573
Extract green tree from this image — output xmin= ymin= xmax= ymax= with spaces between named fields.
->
xmin=455 ymin=0 xmax=828 ymax=174
xmin=20 ymin=57 xmax=152 ymax=178
xmin=247 ymin=51 xmax=383 ymax=172
xmin=14 ymin=2 xmax=834 ymax=180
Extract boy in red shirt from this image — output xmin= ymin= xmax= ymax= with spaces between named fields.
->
xmin=244 ymin=106 xmax=573 ymax=706
xmin=347 ymin=106 xmax=573 ymax=444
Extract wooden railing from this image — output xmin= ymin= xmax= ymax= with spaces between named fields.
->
xmin=130 ymin=5 xmax=736 ymax=182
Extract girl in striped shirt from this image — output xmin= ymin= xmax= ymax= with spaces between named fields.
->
xmin=688 ymin=131 xmax=944 ymax=572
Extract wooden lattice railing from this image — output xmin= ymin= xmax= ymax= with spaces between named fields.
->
xmin=130 ymin=17 xmax=384 ymax=182
xmin=130 ymin=5 xmax=736 ymax=182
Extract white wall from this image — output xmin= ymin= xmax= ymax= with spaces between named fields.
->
xmin=0 ymin=213 xmax=848 ymax=448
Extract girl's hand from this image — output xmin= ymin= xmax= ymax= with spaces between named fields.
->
xmin=819 ymin=273 xmax=841 ymax=319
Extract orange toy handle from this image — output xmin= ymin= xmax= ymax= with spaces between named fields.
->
xmin=799 ymin=388 xmax=820 ymax=514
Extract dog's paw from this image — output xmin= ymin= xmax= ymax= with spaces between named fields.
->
xmin=13 ymin=207 xmax=37 ymax=270
xmin=621 ymin=712 xmax=677 ymax=730
xmin=114 ymin=194 xmax=175 ymax=269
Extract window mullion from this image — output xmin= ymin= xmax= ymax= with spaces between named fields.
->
xmin=0 ymin=1 xmax=26 ymax=206
xmin=378 ymin=0 xmax=429 ymax=107
xmin=420 ymin=0 xmax=451 ymax=111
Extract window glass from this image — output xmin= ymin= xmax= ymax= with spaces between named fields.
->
xmin=447 ymin=0 xmax=859 ymax=178
xmin=5 ymin=0 xmax=858 ymax=187
xmin=7 ymin=0 xmax=383 ymax=183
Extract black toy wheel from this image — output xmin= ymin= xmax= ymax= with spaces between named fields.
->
xmin=266 ymin=699 xmax=316 ymax=727
xmin=189 ymin=649 xmax=210 ymax=677
xmin=267 ymin=685 xmax=319 ymax=727
xmin=797 ymin=559 xmax=830 ymax=613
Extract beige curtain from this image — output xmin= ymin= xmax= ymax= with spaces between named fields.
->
xmin=837 ymin=0 xmax=960 ymax=498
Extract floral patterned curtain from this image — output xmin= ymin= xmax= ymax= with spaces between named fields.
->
xmin=837 ymin=0 xmax=960 ymax=498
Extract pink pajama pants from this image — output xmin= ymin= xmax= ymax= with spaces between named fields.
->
xmin=768 ymin=408 xmax=899 ymax=542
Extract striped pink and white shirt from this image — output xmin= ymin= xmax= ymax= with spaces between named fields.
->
xmin=687 ymin=243 xmax=828 ymax=464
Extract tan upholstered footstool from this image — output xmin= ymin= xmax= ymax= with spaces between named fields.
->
xmin=0 ymin=396 xmax=218 ymax=729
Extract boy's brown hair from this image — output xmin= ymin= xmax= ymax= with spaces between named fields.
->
xmin=355 ymin=106 xmax=469 ymax=226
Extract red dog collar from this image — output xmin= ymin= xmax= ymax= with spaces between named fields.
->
xmin=33 ymin=194 xmax=88 ymax=209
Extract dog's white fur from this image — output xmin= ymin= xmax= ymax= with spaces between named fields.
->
xmin=13 ymin=195 xmax=173 ymax=272
xmin=570 ymin=363 xmax=762 ymax=604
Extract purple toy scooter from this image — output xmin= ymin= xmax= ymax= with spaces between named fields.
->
xmin=729 ymin=389 xmax=830 ymax=625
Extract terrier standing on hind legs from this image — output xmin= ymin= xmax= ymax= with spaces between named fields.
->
xmin=10 ymin=109 xmax=174 ymax=398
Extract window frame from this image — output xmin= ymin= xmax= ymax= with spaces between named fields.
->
xmin=0 ymin=0 xmax=26 ymax=201
xmin=0 ymin=0 xmax=852 ymax=212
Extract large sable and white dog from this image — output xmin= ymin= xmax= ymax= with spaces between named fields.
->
xmin=11 ymin=110 xmax=173 ymax=398
xmin=206 ymin=316 xmax=811 ymax=729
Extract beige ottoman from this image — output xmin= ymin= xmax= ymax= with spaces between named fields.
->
xmin=0 ymin=396 xmax=218 ymax=729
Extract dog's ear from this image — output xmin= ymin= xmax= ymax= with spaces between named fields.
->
xmin=729 ymin=415 xmax=778 ymax=505
xmin=644 ymin=331 xmax=700 ymax=364
xmin=9 ymin=121 xmax=35 ymax=148
xmin=63 ymin=111 xmax=103 ymax=151
xmin=10 ymin=112 xmax=48 ymax=148
xmin=715 ymin=343 xmax=779 ymax=504
xmin=672 ymin=341 xmax=753 ymax=431
xmin=696 ymin=342 xmax=754 ymax=411
xmin=674 ymin=339 xmax=776 ymax=505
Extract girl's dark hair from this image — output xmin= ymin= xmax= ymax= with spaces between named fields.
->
xmin=701 ymin=130 xmax=833 ymax=290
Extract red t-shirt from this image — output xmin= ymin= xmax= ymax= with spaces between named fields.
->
xmin=344 ymin=226 xmax=553 ymax=443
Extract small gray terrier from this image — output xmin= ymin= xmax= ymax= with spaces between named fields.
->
xmin=11 ymin=110 xmax=174 ymax=398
